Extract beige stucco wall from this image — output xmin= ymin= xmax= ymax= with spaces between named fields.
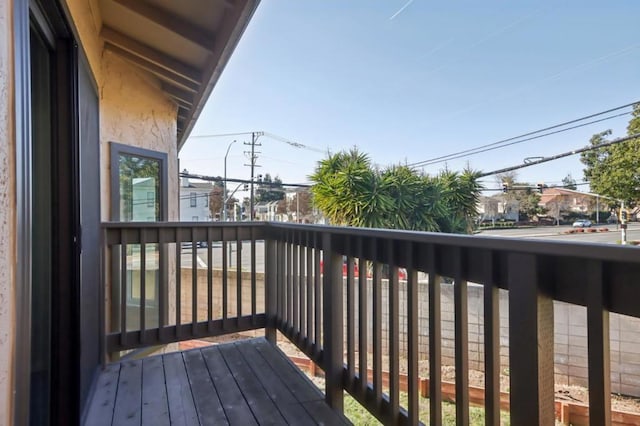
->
xmin=99 ymin=50 xmax=179 ymax=221
xmin=63 ymin=0 xmax=180 ymax=222
xmin=0 ymin=0 xmax=14 ymax=424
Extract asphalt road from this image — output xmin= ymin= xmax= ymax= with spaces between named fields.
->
xmin=477 ymin=222 xmax=640 ymax=244
xmin=181 ymin=241 xmax=266 ymax=272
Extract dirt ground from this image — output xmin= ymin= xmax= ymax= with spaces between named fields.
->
xmin=207 ymin=332 xmax=640 ymax=414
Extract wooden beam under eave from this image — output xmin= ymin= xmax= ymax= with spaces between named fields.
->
xmin=177 ymin=106 xmax=189 ymax=121
xmin=104 ymin=43 xmax=200 ymax=93
xmin=161 ymin=83 xmax=195 ymax=107
xmin=101 ymin=26 xmax=202 ymax=85
xmin=113 ymin=0 xmax=215 ymax=51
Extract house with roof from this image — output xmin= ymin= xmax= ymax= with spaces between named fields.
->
xmin=539 ymin=187 xmax=596 ymax=215
xmin=180 ymin=172 xmax=214 ymax=221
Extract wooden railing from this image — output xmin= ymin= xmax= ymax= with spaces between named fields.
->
xmin=102 ymin=222 xmax=268 ymax=353
xmin=103 ymin=221 xmax=640 ymax=425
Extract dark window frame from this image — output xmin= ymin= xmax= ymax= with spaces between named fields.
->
xmin=109 ymin=142 xmax=168 ymax=221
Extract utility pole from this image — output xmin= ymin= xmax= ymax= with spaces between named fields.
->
xmin=621 ymin=200 xmax=628 ymax=245
xmin=244 ymin=132 xmax=263 ymax=220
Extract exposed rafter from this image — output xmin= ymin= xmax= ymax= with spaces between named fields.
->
xmin=177 ymin=106 xmax=189 ymax=121
xmin=113 ymin=0 xmax=216 ymax=51
xmin=161 ymin=83 xmax=195 ymax=107
xmin=102 ymin=26 xmax=201 ymax=84
xmin=103 ymin=43 xmax=200 ymax=93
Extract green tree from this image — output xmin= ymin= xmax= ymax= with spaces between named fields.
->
xmin=562 ymin=173 xmax=577 ymax=190
xmin=495 ymin=172 xmax=546 ymax=221
xmin=309 ymin=148 xmax=482 ymax=233
xmin=581 ymin=104 xmax=640 ymax=207
xmin=255 ymin=173 xmax=285 ymax=203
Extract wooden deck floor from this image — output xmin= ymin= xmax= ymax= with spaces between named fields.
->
xmin=84 ymin=338 xmax=350 ymax=425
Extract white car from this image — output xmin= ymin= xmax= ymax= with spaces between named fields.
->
xmin=572 ymin=219 xmax=592 ymax=228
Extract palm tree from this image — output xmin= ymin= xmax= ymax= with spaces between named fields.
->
xmin=310 ymin=149 xmax=482 ymax=233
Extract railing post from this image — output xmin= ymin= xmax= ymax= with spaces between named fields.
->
xmin=265 ymin=238 xmax=277 ymax=343
xmin=322 ymin=233 xmax=344 ymax=412
xmin=508 ymin=253 xmax=555 ymax=425
xmin=586 ymin=260 xmax=611 ymax=426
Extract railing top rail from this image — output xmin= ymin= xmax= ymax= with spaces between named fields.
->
xmin=265 ymin=222 xmax=640 ymax=264
xmin=101 ymin=221 xmax=269 ymax=229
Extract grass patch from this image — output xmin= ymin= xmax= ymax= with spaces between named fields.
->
xmin=343 ymin=392 xmax=510 ymax=425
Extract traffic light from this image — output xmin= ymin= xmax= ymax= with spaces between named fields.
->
xmin=621 ymin=210 xmax=628 ymax=221
xmin=502 ymin=183 xmax=508 ymax=193
xmin=243 ymin=183 xmax=249 ymax=191
xmin=537 ymin=183 xmax=544 ymax=193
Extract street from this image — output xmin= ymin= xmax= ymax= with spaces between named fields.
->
xmin=181 ymin=241 xmax=266 ymax=272
xmin=477 ymin=222 xmax=640 ymax=244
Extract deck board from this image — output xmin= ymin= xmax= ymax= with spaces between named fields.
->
xmin=236 ymin=339 xmax=318 ymax=425
xmin=183 ymin=349 xmax=229 ymax=426
xmin=141 ymin=356 xmax=170 ymax=425
xmin=201 ymin=346 xmax=258 ymax=425
xmin=84 ymin=337 xmax=350 ymax=425
xmin=113 ymin=360 xmax=143 ymax=425
xmin=218 ymin=343 xmax=288 ymax=425
xmin=163 ymin=352 xmax=199 ymax=426
xmin=83 ymin=363 xmax=120 ymax=426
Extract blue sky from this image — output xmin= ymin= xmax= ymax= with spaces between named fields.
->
xmin=181 ymin=1 xmax=640 ymax=195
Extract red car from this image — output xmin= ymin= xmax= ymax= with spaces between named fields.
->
xmin=319 ymin=257 xmax=407 ymax=280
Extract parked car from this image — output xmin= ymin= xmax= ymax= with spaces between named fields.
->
xmin=320 ymin=256 xmax=407 ymax=280
xmin=572 ymin=219 xmax=592 ymax=228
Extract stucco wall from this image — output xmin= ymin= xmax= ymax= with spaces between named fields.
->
xmin=98 ymin=51 xmax=179 ymax=221
xmin=63 ymin=0 xmax=179 ymax=222
xmin=0 ymin=0 xmax=14 ymax=423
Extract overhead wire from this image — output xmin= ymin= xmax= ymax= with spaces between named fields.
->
xmin=408 ymin=102 xmax=637 ymax=168
xmin=477 ymin=132 xmax=640 ymax=178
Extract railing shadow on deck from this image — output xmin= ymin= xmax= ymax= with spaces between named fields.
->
xmin=102 ymin=221 xmax=640 ymax=426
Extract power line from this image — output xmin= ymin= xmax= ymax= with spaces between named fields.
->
xmin=415 ymin=111 xmax=632 ymax=167
xmin=478 ymin=132 xmax=640 ymax=178
xmin=188 ymin=130 xmax=326 ymax=154
xmin=408 ymin=101 xmax=638 ymax=167
xmin=262 ymin=132 xmax=326 ymax=154
xmin=179 ymin=172 xmax=310 ymax=188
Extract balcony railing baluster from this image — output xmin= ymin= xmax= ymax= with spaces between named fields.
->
xmin=508 ymin=253 xmax=555 ymax=425
xmin=207 ymin=227 xmax=213 ymax=333
xmin=586 ymin=259 xmax=611 ymax=426
xmin=251 ymin=227 xmax=257 ymax=322
xmin=373 ymin=249 xmax=383 ymax=407
xmin=175 ymin=233 xmax=181 ymax=340
xmin=482 ymin=249 xmax=500 ymax=426
xmin=191 ymin=228 xmax=197 ymax=335
xmin=222 ymin=227 xmax=228 ymax=328
xmin=346 ymin=241 xmax=356 ymax=391
xmin=453 ymin=246 xmax=470 ymax=425
xmin=388 ymin=242 xmax=400 ymax=423
xmin=140 ymin=229 xmax=146 ymax=345
xmin=236 ymin=230 xmax=242 ymax=322
xmin=293 ymin=240 xmax=299 ymax=340
xmin=314 ymin=234 xmax=322 ymax=355
xmin=405 ymin=241 xmax=419 ymax=426
xmin=358 ymin=236 xmax=368 ymax=397
xmin=120 ymin=229 xmax=127 ymax=348
xmin=428 ymin=243 xmax=443 ymax=425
